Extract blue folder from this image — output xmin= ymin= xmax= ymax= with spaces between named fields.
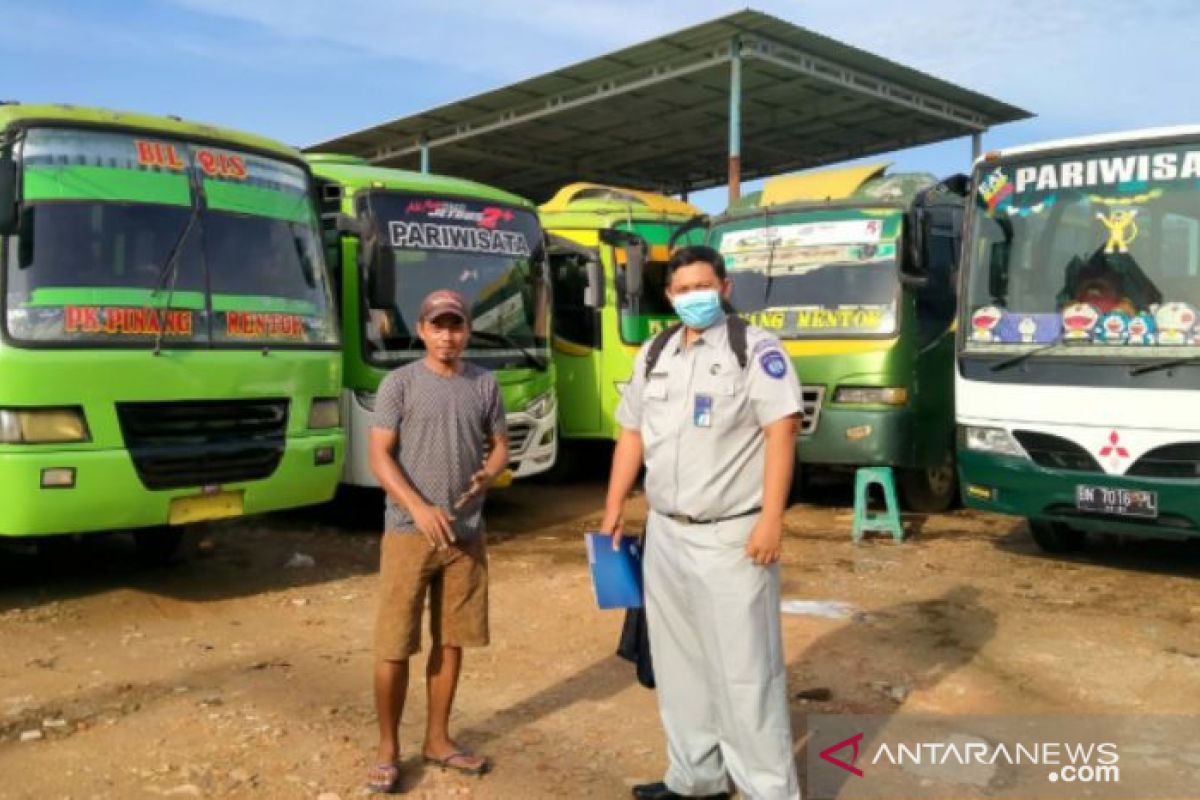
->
xmin=585 ymin=532 xmax=644 ymax=609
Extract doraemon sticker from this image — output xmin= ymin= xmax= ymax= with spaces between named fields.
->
xmin=1155 ymin=302 xmax=1197 ymax=346
xmin=970 ymin=306 xmax=1003 ymax=343
xmin=1062 ymin=303 xmax=1099 ymax=342
xmin=1127 ymin=312 xmax=1156 ymax=345
xmin=1095 ymin=311 xmax=1131 ymax=344
xmin=992 ymin=313 xmax=1060 ymax=344
xmin=759 ymin=350 xmax=788 ymax=380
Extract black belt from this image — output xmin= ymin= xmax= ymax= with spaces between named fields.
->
xmin=658 ymin=507 xmax=761 ymax=526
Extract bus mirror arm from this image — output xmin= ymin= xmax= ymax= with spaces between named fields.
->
xmin=322 ymin=212 xmax=363 ymax=236
xmin=0 ymin=147 xmax=17 ymax=236
xmin=667 ymin=213 xmax=711 ymax=250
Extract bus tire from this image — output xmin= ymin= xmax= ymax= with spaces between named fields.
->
xmin=1028 ymin=519 xmax=1087 ymax=553
xmin=788 ymin=460 xmax=810 ymax=505
xmin=898 ymin=453 xmax=957 ymax=513
xmin=133 ymin=526 xmax=191 ymax=565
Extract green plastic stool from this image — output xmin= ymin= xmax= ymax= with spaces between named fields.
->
xmin=852 ymin=466 xmax=904 ymax=543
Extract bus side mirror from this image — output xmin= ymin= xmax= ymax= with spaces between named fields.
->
xmin=584 ymin=257 xmax=604 ymax=309
xmin=0 ymin=149 xmax=17 ymax=236
xmin=900 ymin=212 xmax=928 ymax=288
xmin=624 ymin=239 xmax=645 ymax=297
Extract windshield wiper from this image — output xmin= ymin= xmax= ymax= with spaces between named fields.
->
xmin=1129 ymin=354 xmax=1200 ymax=377
xmin=989 ymin=337 xmax=1070 ymax=372
xmin=469 ymin=330 xmax=546 ymax=370
xmin=150 ymin=195 xmax=202 ymax=356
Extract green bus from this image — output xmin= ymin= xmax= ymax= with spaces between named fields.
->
xmin=541 ymin=183 xmax=702 ymax=453
xmin=0 ymin=103 xmax=343 ymax=558
xmin=308 ymin=155 xmax=556 ymax=486
xmin=705 ymin=164 xmax=967 ymax=511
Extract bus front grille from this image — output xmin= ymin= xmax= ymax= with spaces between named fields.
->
xmin=507 ymin=421 xmax=533 ymax=455
xmin=116 ymin=399 xmax=289 ymax=490
xmin=1012 ymin=430 xmax=1102 ymax=473
xmin=1126 ymin=443 xmax=1200 ymax=479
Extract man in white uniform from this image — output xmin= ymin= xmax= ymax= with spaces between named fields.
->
xmin=601 ymin=246 xmax=804 ymax=800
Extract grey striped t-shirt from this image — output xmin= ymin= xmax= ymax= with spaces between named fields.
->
xmin=372 ymin=360 xmax=506 ymax=538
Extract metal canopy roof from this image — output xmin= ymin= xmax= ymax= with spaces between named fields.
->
xmin=308 ymin=10 xmax=1030 ymax=203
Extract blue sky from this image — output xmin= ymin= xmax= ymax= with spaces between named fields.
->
xmin=3 ymin=0 xmax=1197 ymax=210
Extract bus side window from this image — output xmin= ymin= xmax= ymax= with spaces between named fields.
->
xmin=550 ymin=251 xmax=599 ymax=347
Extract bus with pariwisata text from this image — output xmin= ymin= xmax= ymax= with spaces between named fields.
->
xmin=0 ymin=103 xmax=344 ymax=560
xmin=957 ymin=126 xmax=1200 ymax=551
xmin=307 ymin=155 xmax=556 ymax=488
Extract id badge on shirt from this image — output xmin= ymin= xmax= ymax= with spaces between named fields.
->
xmin=693 ymin=394 xmax=713 ymax=428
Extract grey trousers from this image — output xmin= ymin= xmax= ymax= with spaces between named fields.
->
xmin=644 ymin=510 xmax=801 ymax=800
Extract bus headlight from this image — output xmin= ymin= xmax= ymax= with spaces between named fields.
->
xmin=354 ymin=391 xmax=376 ymax=412
xmin=0 ymin=408 xmax=89 ymax=444
xmin=614 ymin=381 xmax=629 ymax=396
xmin=307 ymin=398 xmax=341 ymax=429
xmin=960 ymin=425 xmax=1024 ymax=457
xmin=526 ymin=393 xmax=555 ymax=419
xmin=833 ymin=386 xmax=909 ymax=406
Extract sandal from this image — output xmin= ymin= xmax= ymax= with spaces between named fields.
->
xmin=366 ymin=761 xmax=403 ymax=794
xmin=422 ymin=749 xmax=491 ymax=776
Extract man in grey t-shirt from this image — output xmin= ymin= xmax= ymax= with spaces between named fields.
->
xmin=366 ymin=289 xmax=508 ymax=793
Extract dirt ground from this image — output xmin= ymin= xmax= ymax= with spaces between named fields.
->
xmin=3 ymin=464 xmax=1200 ymax=800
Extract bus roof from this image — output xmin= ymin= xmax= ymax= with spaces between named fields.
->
xmin=0 ymin=102 xmax=302 ymax=162
xmin=541 ymin=183 xmax=699 ymax=216
xmin=975 ymin=125 xmax=1200 ymax=166
xmin=760 ymin=162 xmax=891 ymax=206
xmin=539 ymin=183 xmax=700 ymax=230
xmin=306 ymin=154 xmax=534 ymax=209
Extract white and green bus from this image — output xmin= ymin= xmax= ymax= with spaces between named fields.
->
xmin=957 ymin=126 xmax=1200 ymax=551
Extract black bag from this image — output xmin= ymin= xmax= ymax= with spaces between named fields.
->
xmin=616 ymin=605 xmax=655 ymax=689
xmin=615 ymin=528 xmax=654 ymax=690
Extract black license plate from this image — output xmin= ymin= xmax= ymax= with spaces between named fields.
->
xmin=1075 ymin=485 xmax=1159 ymax=518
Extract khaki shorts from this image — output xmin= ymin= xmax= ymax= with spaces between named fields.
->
xmin=375 ymin=530 xmax=489 ymax=661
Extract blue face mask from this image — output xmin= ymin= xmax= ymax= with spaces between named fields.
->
xmin=671 ymin=289 xmax=724 ymax=330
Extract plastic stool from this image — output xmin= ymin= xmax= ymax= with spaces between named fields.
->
xmin=852 ymin=466 xmax=904 ymax=543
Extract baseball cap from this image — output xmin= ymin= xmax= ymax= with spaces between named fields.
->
xmin=418 ymin=289 xmax=470 ymax=323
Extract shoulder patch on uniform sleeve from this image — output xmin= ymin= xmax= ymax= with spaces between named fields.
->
xmin=759 ymin=349 xmax=788 ymax=380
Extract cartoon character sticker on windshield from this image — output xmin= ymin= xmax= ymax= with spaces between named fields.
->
xmin=970 ymin=306 xmax=1003 ymax=343
xmin=1062 ymin=303 xmax=1099 ymax=342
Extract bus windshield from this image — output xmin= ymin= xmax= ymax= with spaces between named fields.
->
xmin=359 ymin=192 xmax=549 ymax=369
xmin=4 ymin=127 xmax=337 ymax=348
xmin=711 ymin=209 xmax=902 ymax=338
xmin=962 ymin=140 xmax=1200 ymax=357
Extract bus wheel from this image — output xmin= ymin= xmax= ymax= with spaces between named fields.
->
xmin=898 ymin=454 xmax=957 ymax=513
xmin=1028 ymin=519 xmax=1087 ymax=553
xmin=788 ymin=460 xmax=810 ymax=505
xmin=132 ymin=526 xmax=190 ymax=565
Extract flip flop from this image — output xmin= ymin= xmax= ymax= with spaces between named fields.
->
xmin=422 ymin=749 xmax=491 ymax=776
xmin=366 ymin=761 xmax=402 ymax=794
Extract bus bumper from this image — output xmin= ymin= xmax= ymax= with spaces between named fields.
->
xmin=799 ymin=407 xmax=919 ymax=468
xmin=958 ymin=448 xmax=1200 ymax=540
xmin=0 ymin=434 xmax=342 ymax=537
